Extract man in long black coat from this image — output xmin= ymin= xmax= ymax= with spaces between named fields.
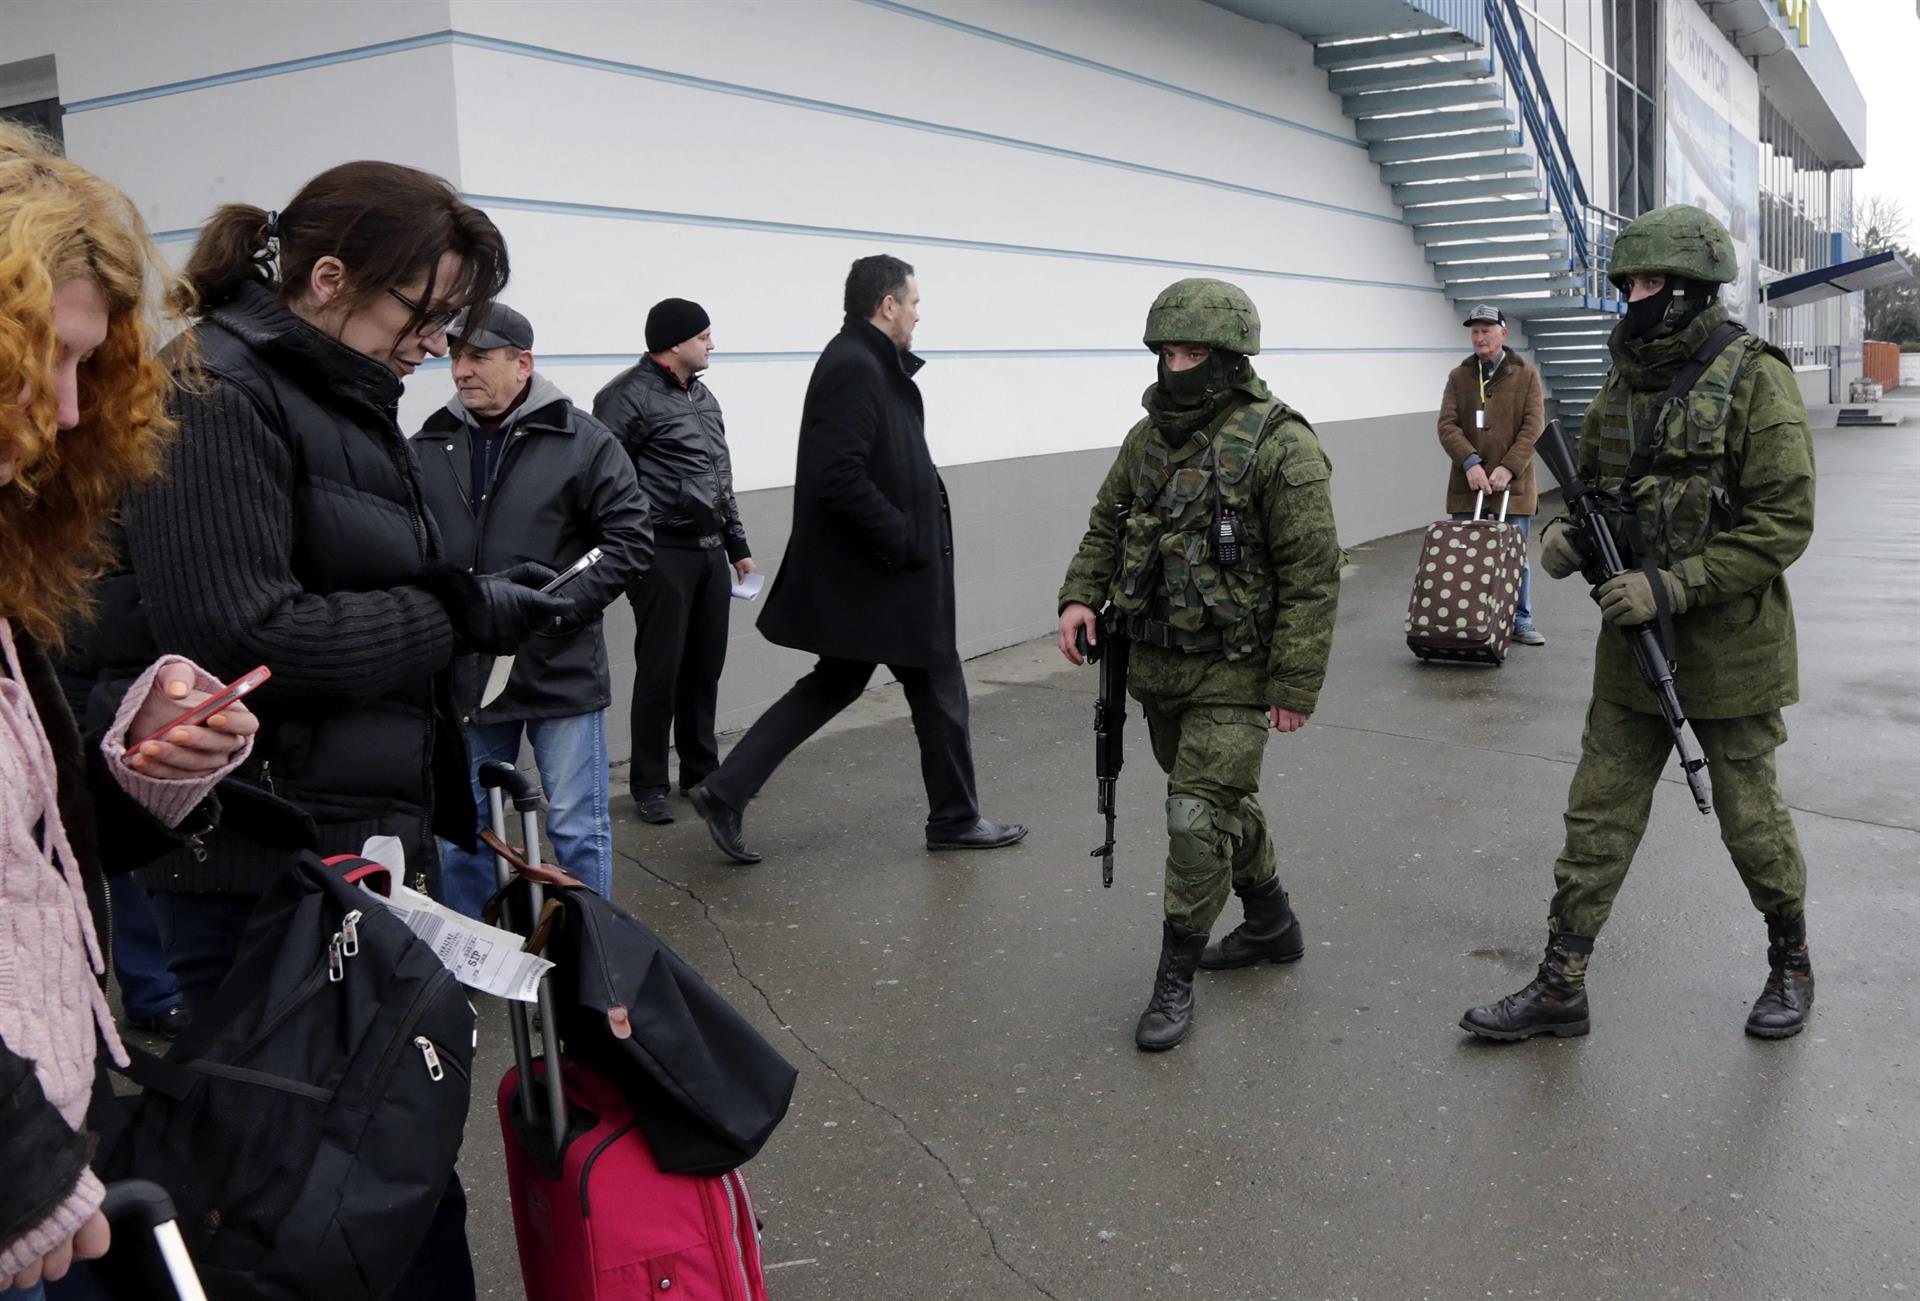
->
xmin=687 ymin=255 xmax=1026 ymax=863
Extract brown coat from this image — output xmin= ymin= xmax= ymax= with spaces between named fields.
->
xmin=1437 ymin=345 xmax=1544 ymax=515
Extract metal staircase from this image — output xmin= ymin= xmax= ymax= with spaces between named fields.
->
xmin=1312 ymin=0 xmax=1624 ymax=427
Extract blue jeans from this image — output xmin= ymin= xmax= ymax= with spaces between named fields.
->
xmin=439 ymin=712 xmax=612 ymax=920
xmin=1452 ymin=511 xmax=1533 ymax=625
xmin=108 ymin=876 xmax=184 ymax=1021
xmin=149 ymin=891 xmax=263 ymax=1013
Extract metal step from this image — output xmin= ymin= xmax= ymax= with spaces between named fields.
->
xmin=1434 ymin=257 xmax=1575 ymax=284
xmin=1343 ymin=81 xmax=1503 ymax=117
xmin=1412 ymin=216 xmax=1560 ymax=243
xmin=1408 ymin=197 xmax=1553 ymax=225
xmin=1327 ymin=57 xmax=1493 ymax=97
xmin=1354 ymin=105 xmax=1516 ymax=142
xmin=1522 ymin=318 xmax=1616 ymax=337
xmin=1369 ymin=127 xmax=1522 ymax=164
xmin=1441 ymin=272 xmax=1583 ymax=298
xmin=1425 ymin=236 xmax=1568 ymax=263
xmin=1379 ymin=151 xmax=1535 ymax=185
xmin=1536 ymin=359 xmax=1610 ymax=377
xmin=1452 ymin=291 xmax=1589 ymax=320
xmin=1836 ymin=413 xmax=1904 ymax=426
xmin=1394 ymin=175 xmax=1540 ymax=206
xmin=1314 ymin=29 xmax=1479 ymax=70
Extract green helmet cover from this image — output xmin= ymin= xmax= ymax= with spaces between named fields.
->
xmin=1608 ymin=204 xmax=1738 ymax=288
xmin=1143 ymin=278 xmax=1261 ymax=355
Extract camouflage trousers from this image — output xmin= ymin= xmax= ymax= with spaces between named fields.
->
xmin=1551 ymin=697 xmax=1807 ymax=937
xmin=1138 ymin=697 xmax=1276 ymax=932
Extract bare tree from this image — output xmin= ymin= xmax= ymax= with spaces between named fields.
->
xmin=1853 ymin=192 xmax=1909 ymax=253
xmin=1851 ymin=193 xmax=1918 ymax=343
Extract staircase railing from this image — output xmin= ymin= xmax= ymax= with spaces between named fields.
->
xmin=1482 ymin=0 xmax=1590 ymax=273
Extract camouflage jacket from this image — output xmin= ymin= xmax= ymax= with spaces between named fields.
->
xmin=1059 ymin=392 xmax=1341 ymax=714
xmin=1579 ymin=305 xmax=1815 ymax=718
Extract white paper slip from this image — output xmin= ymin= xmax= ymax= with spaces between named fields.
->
xmin=731 ymin=571 xmax=766 ymax=601
xmin=363 ymin=881 xmax=553 ymax=1002
xmin=480 ymin=654 xmax=516 ymax=707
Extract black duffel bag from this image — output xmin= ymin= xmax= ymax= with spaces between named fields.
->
xmin=484 ymin=829 xmax=798 ymax=1175
xmin=102 ymin=852 xmax=474 ymax=1301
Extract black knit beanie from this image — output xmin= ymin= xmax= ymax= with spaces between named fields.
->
xmin=645 ymin=298 xmax=711 ymax=353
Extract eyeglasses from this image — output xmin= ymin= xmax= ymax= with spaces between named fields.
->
xmin=387 ymin=287 xmax=463 ymax=335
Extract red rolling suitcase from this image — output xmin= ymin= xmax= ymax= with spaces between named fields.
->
xmin=1405 ymin=490 xmax=1527 ymax=666
xmin=480 ymin=763 xmax=770 ymax=1301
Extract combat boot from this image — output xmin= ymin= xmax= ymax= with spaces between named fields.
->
xmin=1746 ymin=912 xmax=1814 ymax=1038
xmin=1459 ymin=930 xmax=1593 ymax=1041
xmin=1198 ymin=875 xmax=1304 ymax=969
xmin=1135 ymin=920 xmax=1209 ymax=1052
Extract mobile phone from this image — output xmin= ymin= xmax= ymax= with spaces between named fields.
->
xmin=540 ymin=548 xmax=604 ymax=594
xmin=135 ymin=665 xmax=271 ymax=749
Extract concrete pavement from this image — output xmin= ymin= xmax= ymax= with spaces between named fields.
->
xmin=458 ymin=424 xmax=1919 ymax=1301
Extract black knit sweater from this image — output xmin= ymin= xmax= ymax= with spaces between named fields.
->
xmin=121 ymin=285 xmax=470 ymax=894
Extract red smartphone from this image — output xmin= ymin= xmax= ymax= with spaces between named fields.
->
xmin=135 ymin=665 xmax=271 ymax=750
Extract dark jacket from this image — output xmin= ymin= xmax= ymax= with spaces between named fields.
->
xmin=757 ymin=321 xmax=956 ymax=668
xmin=414 ymin=372 xmax=654 ymax=723
xmin=122 ymin=282 xmax=473 ymax=895
xmin=1 ymin=630 xmax=202 ymax=1258
xmin=1436 ymin=345 xmax=1544 ymax=515
xmin=593 ymin=359 xmax=750 ymax=561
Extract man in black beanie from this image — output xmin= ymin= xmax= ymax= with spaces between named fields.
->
xmin=594 ymin=298 xmax=755 ymax=824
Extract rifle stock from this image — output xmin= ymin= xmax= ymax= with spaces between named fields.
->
xmin=1538 ymin=420 xmax=1713 ymax=815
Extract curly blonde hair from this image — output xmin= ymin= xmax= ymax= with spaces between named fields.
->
xmin=0 ymin=123 xmax=183 ymax=649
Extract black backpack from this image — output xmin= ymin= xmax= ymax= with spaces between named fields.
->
xmin=105 ymin=852 xmax=475 ymax=1301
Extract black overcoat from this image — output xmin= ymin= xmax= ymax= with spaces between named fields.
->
xmin=758 ymin=321 xmax=956 ymax=668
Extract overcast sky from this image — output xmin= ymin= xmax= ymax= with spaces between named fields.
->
xmin=1818 ymin=0 xmax=1920 ymax=241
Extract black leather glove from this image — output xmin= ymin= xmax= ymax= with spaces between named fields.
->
xmin=421 ymin=562 xmax=573 ymax=654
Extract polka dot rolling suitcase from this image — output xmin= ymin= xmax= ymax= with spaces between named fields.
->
xmin=1405 ymin=491 xmax=1526 ymax=665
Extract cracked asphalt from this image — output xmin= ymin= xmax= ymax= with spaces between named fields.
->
xmin=456 ymin=424 xmax=1919 ymax=1301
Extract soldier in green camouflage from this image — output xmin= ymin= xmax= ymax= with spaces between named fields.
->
xmin=1461 ymin=204 xmax=1818 ymax=1043
xmin=1058 ymin=279 xmax=1341 ymax=1051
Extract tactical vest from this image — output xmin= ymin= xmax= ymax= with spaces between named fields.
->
xmin=1590 ymin=333 xmax=1778 ymax=568
xmin=1111 ymin=397 xmax=1291 ymax=660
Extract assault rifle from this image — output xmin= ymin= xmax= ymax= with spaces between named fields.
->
xmin=1074 ymin=606 xmax=1130 ymax=887
xmin=1536 ymin=419 xmax=1712 ymax=815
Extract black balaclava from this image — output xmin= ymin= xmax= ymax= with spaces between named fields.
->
xmin=1623 ymin=275 xmax=1717 ymax=342
xmin=1144 ymin=350 xmax=1260 ymax=441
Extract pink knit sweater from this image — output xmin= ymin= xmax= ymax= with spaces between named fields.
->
xmin=0 ymin=618 xmax=251 ymax=1276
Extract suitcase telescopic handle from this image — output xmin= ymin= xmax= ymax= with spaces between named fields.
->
xmin=485 ymin=778 xmax=570 ymax=1161
xmin=478 ymin=760 xmax=544 ymax=812
xmin=99 ymin=1181 xmax=209 ymax=1301
xmin=1471 ymin=489 xmax=1511 ymax=523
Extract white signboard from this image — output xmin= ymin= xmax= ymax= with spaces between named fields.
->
xmin=1664 ymin=0 xmax=1762 ymax=319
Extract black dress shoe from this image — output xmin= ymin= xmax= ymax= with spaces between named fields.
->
xmin=634 ymin=792 xmax=674 ymax=825
xmin=688 ymin=783 xmax=762 ymax=864
xmin=926 ymin=818 xmax=1029 ymax=851
xmin=129 ymin=1003 xmax=193 ymax=1039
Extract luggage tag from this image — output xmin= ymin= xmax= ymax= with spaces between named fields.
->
xmin=358 ymin=836 xmax=555 ymax=1002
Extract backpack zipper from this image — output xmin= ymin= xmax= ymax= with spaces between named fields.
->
xmin=363 ymin=967 xmax=459 ymax=1109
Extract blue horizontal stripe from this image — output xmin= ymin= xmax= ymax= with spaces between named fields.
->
xmin=66 ymin=29 xmax=1399 ymax=227
xmin=415 ymin=345 xmax=1463 ymax=370
xmin=467 ymin=193 xmax=1445 ymax=295
xmin=63 ymin=32 xmax=452 ymax=113
xmin=851 ymin=0 xmax=1366 ymax=149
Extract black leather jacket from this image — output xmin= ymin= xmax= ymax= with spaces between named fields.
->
xmin=593 ymin=359 xmax=750 ymax=560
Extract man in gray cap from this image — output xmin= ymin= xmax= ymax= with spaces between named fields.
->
xmin=413 ymin=304 xmax=653 ymax=917
xmin=594 ymin=298 xmax=756 ymax=825
xmin=1436 ymin=303 xmax=1547 ymax=644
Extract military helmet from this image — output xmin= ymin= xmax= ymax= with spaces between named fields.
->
xmin=1607 ymin=204 xmax=1738 ymax=289
xmin=1143 ymin=278 xmax=1261 ymax=356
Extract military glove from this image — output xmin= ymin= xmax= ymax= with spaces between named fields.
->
xmin=1595 ymin=569 xmax=1690 ymax=626
xmin=422 ymin=562 xmax=573 ymax=654
xmin=1539 ymin=518 xmax=1588 ymax=580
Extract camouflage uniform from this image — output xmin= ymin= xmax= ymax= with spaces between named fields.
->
xmin=1059 ymin=280 xmax=1341 ymax=938
xmin=1463 ymin=205 xmax=1817 ymax=1042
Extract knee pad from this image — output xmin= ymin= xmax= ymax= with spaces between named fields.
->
xmin=1166 ymin=797 xmax=1223 ymax=872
